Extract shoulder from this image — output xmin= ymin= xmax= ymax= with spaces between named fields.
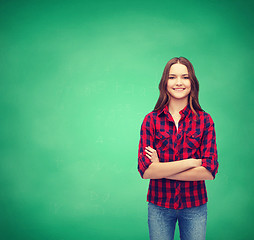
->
xmin=144 ymin=110 xmax=157 ymax=119
xmin=197 ymin=109 xmax=215 ymax=129
xmin=141 ymin=111 xmax=157 ymax=127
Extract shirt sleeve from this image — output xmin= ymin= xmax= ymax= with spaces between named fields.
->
xmin=200 ymin=113 xmax=219 ymax=180
xmin=137 ymin=113 xmax=155 ymax=179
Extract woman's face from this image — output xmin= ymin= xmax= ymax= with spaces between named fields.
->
xmin=167 ymin=63 xmax=191 ymax=101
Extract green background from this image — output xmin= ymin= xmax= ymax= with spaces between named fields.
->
xmin=1 ymin=0 xmax=253 ymax=239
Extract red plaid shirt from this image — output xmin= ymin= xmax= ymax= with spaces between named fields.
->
xmin=137 ymin=103 xmax=219 ymax=209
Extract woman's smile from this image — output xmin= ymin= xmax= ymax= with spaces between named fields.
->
xmin=173 ymin=88 xmax=185 ymax=91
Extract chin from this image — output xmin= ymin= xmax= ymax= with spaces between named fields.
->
xmin=169 ymin=93 xmax=190 ymax=100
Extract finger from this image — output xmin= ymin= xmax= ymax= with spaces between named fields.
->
xmin=148 ymin=146 xmax=155 ymax=150
xmin=145 ymin=148 xmax=152 ymax=153
xmin=146 ymin=154 xmax=151 ymax=159
xmin=147 ymin=146 xmax=155 ymax=151
xmin=146 ymin=146 xmax=152 ymax=151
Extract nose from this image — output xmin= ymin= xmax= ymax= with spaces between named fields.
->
xmin=176 ymin=77 xmax=183 ymax=85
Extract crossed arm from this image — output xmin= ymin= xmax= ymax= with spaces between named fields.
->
xmin=164 ymin=166 xmax=214 ymax=181
xmin=144 ymin=146 xmax=214 ymax=181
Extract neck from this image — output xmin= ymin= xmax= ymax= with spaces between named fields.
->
xmin=168 ymin=99 xmax=188 ymax=115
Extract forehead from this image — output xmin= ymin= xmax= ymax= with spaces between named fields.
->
xmin=169 ymin=63 xmax=188 ymax=75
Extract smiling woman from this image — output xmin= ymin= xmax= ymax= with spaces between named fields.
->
xmin=137 ymin=56 xmax=219 ymax=240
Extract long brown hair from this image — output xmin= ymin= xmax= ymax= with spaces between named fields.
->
xmin=153 ymin=56 xmax=203 ymax=119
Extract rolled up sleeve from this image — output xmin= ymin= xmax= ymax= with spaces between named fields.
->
xmin=200 ymin=114 xmax=219 ymax=180
xmin=137 ymin=114 xmax=155 ymax=179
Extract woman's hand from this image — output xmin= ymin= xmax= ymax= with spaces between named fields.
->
xmin=145 ymin=146 xmax=160 ymax=163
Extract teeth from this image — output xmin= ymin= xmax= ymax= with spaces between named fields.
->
xmin=174 ymin=88 xmax=184 ymax=90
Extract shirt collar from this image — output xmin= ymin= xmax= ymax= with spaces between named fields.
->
xmin=158 ymin=103 xmax=192 ymax=118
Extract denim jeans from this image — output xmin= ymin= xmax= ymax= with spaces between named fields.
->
xmin=148 ymin=202 xmax=207 ymax=240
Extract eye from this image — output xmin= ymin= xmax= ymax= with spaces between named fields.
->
xmin=184 ymin=77 xmax=189 ymax=79
xmin=168 ymin=77 xmax=174 ymax=79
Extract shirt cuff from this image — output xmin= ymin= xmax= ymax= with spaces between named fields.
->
xmin=201 ymin=158 xmax=217 ymax=179
xmin=138 ymin=155 xmax=152 ymax=178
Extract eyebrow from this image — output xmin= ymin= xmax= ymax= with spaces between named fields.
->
xmin=169 ymin=74 xmax=189 ymax=76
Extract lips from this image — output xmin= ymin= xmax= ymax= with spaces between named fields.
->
xmin=173 ymin=88 xmax=185 ymax=90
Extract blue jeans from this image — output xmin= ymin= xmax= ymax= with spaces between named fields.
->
xmin=148 ymin=202 xmax=207 ymax=240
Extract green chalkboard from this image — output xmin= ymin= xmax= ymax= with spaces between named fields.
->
xmin=0 ymin=0 xmax=253 ymax=239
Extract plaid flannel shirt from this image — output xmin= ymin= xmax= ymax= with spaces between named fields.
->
xmin=137 ymin=103 xmax=219 ymax=209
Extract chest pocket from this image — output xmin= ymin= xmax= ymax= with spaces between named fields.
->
xmin=155 ymin=130 xmax=171 ymax=151
xmin=185 ymin=130 xmax=202 ymax=149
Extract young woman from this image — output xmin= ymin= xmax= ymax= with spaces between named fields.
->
xmin=137 ymin=56 xmax=219 ymax=240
